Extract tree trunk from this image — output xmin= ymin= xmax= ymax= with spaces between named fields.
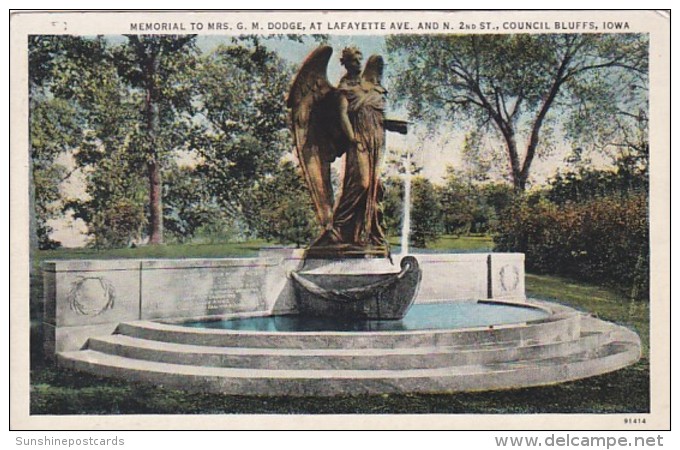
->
xmin=501 ymin=129 xmax=525 ymax=192
xmin=145 ymin=51 xmax=163 ymax=245
xmin=148 ymin=158 xmax=163 ymax=244
xmin=516 ymin=176 xmax=527 ymax=192
xmin=146 ymin=88 xmax=163 ymax=243
xmin=518 ymin=70 xmax=567 ymax=193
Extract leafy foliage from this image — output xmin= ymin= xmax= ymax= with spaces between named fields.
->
xmin=66 ymin=146 xmax=148 ymax=248
xmin=247 ymin=161 xmax=317 ymax=247
xmin=381 ymin=177 xmax=404 ymax=238
xmin=29 ymin=96 xmax=82 ymax=249
xmin=31 ymin=35 xmax=202 ymax=247
xmin=551 ymin=114 xmax=648 ymax=206
xmin=162 ymin=164 xmax=227 ymax=243
xmin=51 ymin=38 xmax=148 ymax=248
xmin=28 ymin=36 xmax=103 ymax=249
xmin=115 ymin=35 xmax=199 ymax=244
xmin=494 ymin=192 xmax=648 ymax=300
xmin=383 ymin=176 xmax=443 ymax=248
xmin=548 ymin=167 xmax=647 ymax=205
xmin=29 ymin=36 xmax=297 ymax=248
xmin=410 ymin=177 xmax=443 ymax=247
xmin=191 ymin=41 xmax=292 ymax=226
xmin=435 ymin=167 xmax=516 ymax=236
xmin=436 ymin=169 xmax=476 ymax=236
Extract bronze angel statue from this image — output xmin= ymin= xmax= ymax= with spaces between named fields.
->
xmin=287 ymin=46 xmax=406 ymax=258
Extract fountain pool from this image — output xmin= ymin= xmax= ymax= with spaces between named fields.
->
xmin=181 ymin=301 xmax=550 ymax=332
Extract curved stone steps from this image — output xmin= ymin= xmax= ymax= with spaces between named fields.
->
xmin=57 ymin=337 xmax=641 ymax=396
xmin=55 ymin=299 xmax=642 ymax=395
xmin=86 ymin=330 xmax=613 ymax=370
xmin=115 ymin=312 xmax=581 ymax=349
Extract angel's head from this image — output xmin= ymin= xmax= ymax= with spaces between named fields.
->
xmin=340 ymin=47 xmax=363 ymax=75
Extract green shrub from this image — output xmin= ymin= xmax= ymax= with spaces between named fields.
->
xmin=495 ymin=193 xmax=648 ymax=300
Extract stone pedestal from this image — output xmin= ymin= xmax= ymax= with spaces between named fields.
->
xmin=304 ymin=243 xmax=390 ymax=259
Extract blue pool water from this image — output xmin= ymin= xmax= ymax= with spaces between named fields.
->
xmin=181 ymin=301 xmax=549 ymax=332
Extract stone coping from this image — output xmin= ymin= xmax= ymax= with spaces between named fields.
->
xmin=42 ymin=252 xmax=524 ymax=269
xmin=42 ymin=259 xmax=141 ymax=272
xmin=42 ymin=257 xmax=282 ymax=272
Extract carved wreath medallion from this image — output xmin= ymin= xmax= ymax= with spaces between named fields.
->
xmin=66 ymin=276 xmax=116 ymax=316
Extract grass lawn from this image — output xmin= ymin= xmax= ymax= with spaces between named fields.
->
xmin=29 ymin=239 xmax=649 ymax=415
xmin=388 ymin=234 xmax=494 ymax=253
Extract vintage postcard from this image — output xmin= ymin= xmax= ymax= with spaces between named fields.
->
xmin=10 ymin=10 xmax=670 ymax=430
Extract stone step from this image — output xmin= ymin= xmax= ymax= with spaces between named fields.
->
xmin=115 ymin=312 xmax=581 ymax=350
xmin=57 ymin=336 xmax=641 ymax=396
xmin=86 ymin=330 xmax=612 ymax=370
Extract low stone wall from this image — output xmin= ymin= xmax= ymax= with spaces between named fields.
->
xmin=43 ymin=250 xmax=524 ymax=354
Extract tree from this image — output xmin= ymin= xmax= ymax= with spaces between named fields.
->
xmin=43 ymin=37 xmax=149 ymax=248
xmin=31 ymin=35 xmax=292 ymax=247
xmin=437 ymin=168 xmax=475 ymax=236
xmin=386 ymin=34 xmax=648 ymax=191
xmin=114 ymin=35 xmax=198 ymax=244
xmin=381 ymin=177 xmax=404 ymax=238
xmin=190 ymin=40 xmax=292 ymax=230
xmin=410 ymin=177 xmax=442 ymax=248
xmin=38 ymin=35 xmax=199 ymax=247
xmin=482 ymin=182 xmax=516 ymax=231
xmin=248 ymin=161 xmax=317 ymax=247
xmin=163 ymin=164 xmax=227 ymax=243
xmin=29 ymin=96 xmax=80 ymax=249
xmin=28 ymin=36 xmax=101 ymax=249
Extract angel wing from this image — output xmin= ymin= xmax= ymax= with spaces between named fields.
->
xmin=360 ymin=55 xmax=408 ymax=135
xmin=361 ymin=55 xmax=384 ymax=85
xmin=287 ymin=46 xmax=348 ymax=229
